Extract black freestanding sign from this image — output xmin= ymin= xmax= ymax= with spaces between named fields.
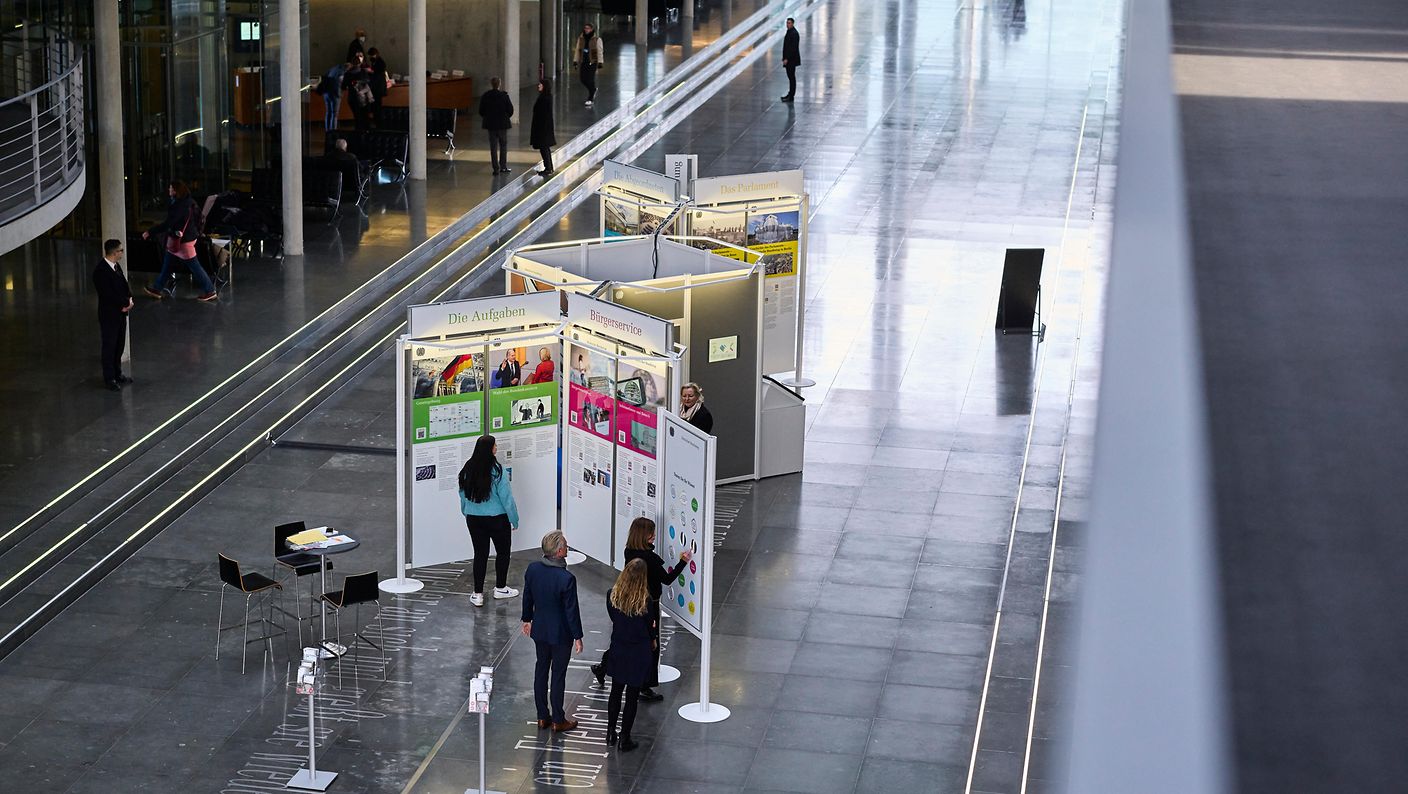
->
xmin=995 ymin=248 xmax=1045 ymax=332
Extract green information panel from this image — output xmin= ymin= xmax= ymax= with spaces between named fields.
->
xmin=487 ymin=381 xmax=557 ymax=432
xmin=412 ymin=391 xmax=484 ymax=444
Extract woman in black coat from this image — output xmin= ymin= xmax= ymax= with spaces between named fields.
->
xmin=603 ymin=559 xmax=654 ymax=751
xmin=679 ymin=382 xmax=714 ymax=434
xmin=343 ymin=51 xmax=375 ymax=131
xmin=592 ymin=517 xmax=691 ymax=701
xmin=530 ymin=78 xmax=556 ymax=177
xmin=366 ymin=47 xmax=389 ymax=127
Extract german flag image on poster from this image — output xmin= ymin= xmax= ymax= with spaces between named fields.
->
xmin=747 ymin=210 xmax=799 ymax=277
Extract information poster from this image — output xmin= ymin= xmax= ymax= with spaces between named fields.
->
xmin=410 ymin=347 xmax=485 ymax=567
xmin=563 ymin=340 xmax=618 ymax=564
xmin=487 ymin=340 xmax=561 ymax=551
xmin=612 ymin=359 xmax=668 ymax=569
xmin=690 ymin=209 xmax=750 ymax=261
xmin=659 ymin=410 xmax=715 ymax=638
xmin=603 ymin=197 xmax=640 ymax=238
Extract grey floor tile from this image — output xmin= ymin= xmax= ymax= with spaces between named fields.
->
xmin=877 ymin=684 xmax=982 ymax=726
xmin=639 ymin=740 xmax=757 ymax=786
xmin=788 ymin=641 xmax=894 ymax=683
xmin=744 ymin=747 xmax=863 ymax=793
xmin=855 ymin=757 xmax=967 ymax=793
xmin=763 ymin=710 xmax=873 ymax=754
xmin=865 ymin=718 xmax=972 ymax=766
xmin=920 ymin=538 xmax=1008 ymax=570
xmin=778 ymin=674 xmax=883 ymax=718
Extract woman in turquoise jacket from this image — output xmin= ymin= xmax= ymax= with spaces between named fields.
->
xmin=459 ymin=434 xmax=520 ymax=606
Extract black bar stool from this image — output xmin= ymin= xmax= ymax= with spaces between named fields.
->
xmin=216 ymin=553 xmax=288 ymax=674
xmin=273 ymin=521 xmax=332 ymax=645
xmin=320 ymin=571 xmax=385 ymax=683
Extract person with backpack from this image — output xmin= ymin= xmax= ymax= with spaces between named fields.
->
xmin=141 ymin=180 xmax=217 ymax=302
xmin=343 ymin=51 xmax=376 ymax=131
xmin=318 ymin=62 xmax=349 ymax=132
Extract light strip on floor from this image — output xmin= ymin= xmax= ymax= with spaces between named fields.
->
xmin=964 ymin=98 xmax=1092 ymax=794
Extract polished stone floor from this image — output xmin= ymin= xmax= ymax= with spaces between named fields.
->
xmin=0 ymin=0 xmax=1122 ymax=790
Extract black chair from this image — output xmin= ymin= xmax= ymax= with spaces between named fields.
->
xmin=217 ymin=553 xmax=288 ymax=674
xmin=378 ymin=106 xmax=457 ymax=155
xmin=320 ymin=571 xmax=386 ymax=682
xmin=273 ymin=521 xmax=333 ymax=645
xmin=306 ymin=155 xmax=370 ymax=208
xmin=302 ymin=169 xmax=343 ymax=222
xmin=349 ymin=130 xmax=409 ymax=183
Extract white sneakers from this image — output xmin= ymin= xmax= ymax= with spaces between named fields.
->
xmin=471 ymin=587 xmax=518 ymax=606
xmin=584 ymin=100 xmax=593 ymax=107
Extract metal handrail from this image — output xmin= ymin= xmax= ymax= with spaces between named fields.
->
xmin=0 ymin=56 xmax=84 ymax=227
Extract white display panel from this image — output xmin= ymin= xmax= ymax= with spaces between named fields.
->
xmin=484 ymin=337 xmax=562 ymax=550
xmin=562 ymin=338 xmax=619 ymax=565
xmin=409 ymin=345 xmax=485 ymax=568
xmin=659 ymin=409 xmax=716 ymax=639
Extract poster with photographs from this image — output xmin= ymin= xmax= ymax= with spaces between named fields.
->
xmin=563 ymin=341 xmax=618 ymax=563
xmin=612 ymin=359 xmax=668 ymax=567
xmin=603 ymin=197 xmax=641 ymax=238
xmin=409 ymin=345 xmax=488 ymax=566
xmin=690 ymin=209 xmax=750 ymax=261
xmin=746 ymin=209 xmax=800 ymax=275
xmin=410 ymin=350 xmax=485 ymax=444
xmin=487 ymin=343 xmax=559 ymax=432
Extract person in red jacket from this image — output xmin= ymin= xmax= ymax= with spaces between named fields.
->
xmin=525 ymin=347 xmax=556 ymax=384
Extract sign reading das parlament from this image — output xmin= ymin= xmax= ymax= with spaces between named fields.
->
xmin=408 ymin=291 xmax=561 ymax=339
xmin=692 ymin=169 xmax=806 ymax=205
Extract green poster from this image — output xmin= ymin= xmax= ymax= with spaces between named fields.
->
xmin=412 ymin=391 xmax=484 ymax=444
xmin=488 ymin=381 xmax=557 ymax=433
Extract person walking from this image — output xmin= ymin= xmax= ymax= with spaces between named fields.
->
xmin=522 ymin=531 xmax=584 ymax=732
xmin=602 ymin=559 xmax=654 ymax=751
xmin=478 ymin=76 xmax=515 ymax=174
xmin=460 ymin=435 xmax=520 ymax=607
xmin=573 ymin=23 xmax=605 ymax=107
xmin=318 ymin=62 xmax=349 ymax=131
xmin=678 ymin=382 xmax=713 ymax=433
xmin=530 ymin=78 xmax=557 ymax=177
xmin=366 ymin=47 xmax=389 ymax=127
xmin=142 ymin=180 xmax=217 ymax=302
xmin=780 ymin=17 xmax=801 ymax=102
xmin=92 ymin=239 xmax=134 ymax=392
xmin=591 ymin=517 xmax=690 ymax=702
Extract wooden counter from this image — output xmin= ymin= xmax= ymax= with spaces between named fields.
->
xmin=305 ymin=75 xmax=474 ymax=123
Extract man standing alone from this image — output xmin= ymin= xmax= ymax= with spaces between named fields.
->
xmin=781 ymin=17 xmax=801 ymax=102
xmin=522 ymin=531 xmax=584 ymax=732
xmin=478 ymin=77 xmax=515 ymax=174
xmin=92 ymin=239 xmax=133 ymax=392
xmin=573 ymin=23 xmax=604 ymax=107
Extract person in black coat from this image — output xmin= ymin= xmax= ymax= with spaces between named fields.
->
xmin=343 ymin=51 xmax=375 ymax=131
xmin=679 ymin=382 xmax=714 ymax=434
xmin=530 ymin=78 xmax=557 ymax=177
xmin=141 ymin=180 xmax=217 ymax=301
xmin=346 ymin=27 xmax=367 ymax=65
xmin=92 ymin=239 xmax=133 ymax=392
xmin=478 ymin=76 xmax=515 ymax=174
xmin=366 ymin=47 xmax=389 ymax=127
xmin=781 ymin=17 xmax=801 ymax=102
xmin=592 ymin=517 xmax=692 ymax=701
xmin=603 ymin=559 xmax=655 ymax=752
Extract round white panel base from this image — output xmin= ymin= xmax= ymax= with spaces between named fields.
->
xmin=658 ymin=664 xmax=681 ymax=684
xmin=379 ymin=577 xmax=425 ymax=594
xmin=565 ymin=550 xmax=588 ymax=566
xmin=781 ymin=375 xmax=816 ymax=388
xmin=678 ymin=702 xmax=731 ymax=723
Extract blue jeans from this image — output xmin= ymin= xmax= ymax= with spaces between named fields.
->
xmin=534 ymin=641 xmax=571 ymax=723
xmin=323 ymin=92 xmax=341 ymax=131
xmin=151 ymin=251 xmax=214 ymax=295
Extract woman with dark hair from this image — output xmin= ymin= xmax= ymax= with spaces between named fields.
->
xmin=141 ymin=180 xmax=217 ymax=302
xmin=591 ymin=517 xmax=691 ymax=702
xmin=530 ymin=77 xmax=556 ymax=177
xmin=366 ymin=47 xmax=389 ymax=127
xmin=459 ymin=434 xmax=520 ymax=606
xmin=343 ymin=50 xmax=375 ymax=131
xmin=603 ymin=559 xmax=652 ymax=751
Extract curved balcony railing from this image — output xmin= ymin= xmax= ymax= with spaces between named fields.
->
xmin=0 ymin=57 xmax=85 ymax=229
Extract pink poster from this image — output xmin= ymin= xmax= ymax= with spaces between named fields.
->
xmin=615 ymin=402 xmax=659 ymax=460
xmin=568 ymin=381 xmax=615 ymax=442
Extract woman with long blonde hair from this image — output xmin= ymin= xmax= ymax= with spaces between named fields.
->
xmin=603 ymin=559 xmax=653 ymax=751
xmin=591 ymin=517 xmax=691 ymax=702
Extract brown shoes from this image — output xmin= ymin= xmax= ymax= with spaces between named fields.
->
xmin=536 ymin=719 xmax=550 ymax=730
xmin=551 ymin=719 xmax=578 ymax=733
xmin=142 ymin=287 xmax=165 ymax=299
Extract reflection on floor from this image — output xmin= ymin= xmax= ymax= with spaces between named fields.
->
xmin=0 ymin=0 xmax=1121 ymax=790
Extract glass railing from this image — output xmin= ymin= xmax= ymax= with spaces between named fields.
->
xmin=0 ymin=55 xmax=85 ymax=228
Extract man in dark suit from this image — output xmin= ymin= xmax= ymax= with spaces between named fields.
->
xmin=92 ymin=239 xmax=133 ymax=392
xmin=522 ymin=530 xmax=584 ymax=732
xmin=478 ymin=76 xmax=515 ymax=174
xmin=781 ymin=17 xmax=801 ymax=102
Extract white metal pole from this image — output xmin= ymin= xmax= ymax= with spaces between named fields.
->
xmin=279 ymin=0 xmax=304 ymax=255
xmin=383 ymin=340 xmax=425 ymax=593
xmin=783 ymin=194 xmax=815 ymax=387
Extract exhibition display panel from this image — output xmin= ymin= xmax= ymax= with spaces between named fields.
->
xmin=600 ymin=159 xmax=684 ymax=239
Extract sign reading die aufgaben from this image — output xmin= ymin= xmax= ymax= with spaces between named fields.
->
xmin=407 ymin=291 xmax=562 ymax=339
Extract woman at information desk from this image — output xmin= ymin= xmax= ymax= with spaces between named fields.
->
xmin=678 ymin=382 xmax=713 ymax=434
xmin=602 ymin=559 xmax=653 ymax=751
xmin=459 ymin=434 xmax=519 ymax=607
xmin=592 ymin=517 xmax=691 ymax=702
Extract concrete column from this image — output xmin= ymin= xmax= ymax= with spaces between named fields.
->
xmin=505 ymin=0 xmax=520 ymax=96
xmin=636 ymin=0 xmax=648 ymax=46
xmin=279 ymin=0 xmax=304 ymax=255
xmin=94 ymin=0 xmax=124 ymax=244
xmin=409 ymin=0 xmax=427 ymax=179
xmin=682 ymin=0 xmax=694 ymax=57
xmin=540 ymin=0 xmax=558 ymax=76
